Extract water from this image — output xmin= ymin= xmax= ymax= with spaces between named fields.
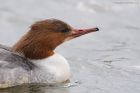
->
xmin=0 ymin=0 xmax=140 ymax=93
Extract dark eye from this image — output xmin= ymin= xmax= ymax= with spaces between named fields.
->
xmin=61 ymin=28 xmax=70 ymax=33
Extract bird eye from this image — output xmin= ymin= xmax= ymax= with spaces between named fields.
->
xmin=61 ymin=28 xmax=70 ymax=33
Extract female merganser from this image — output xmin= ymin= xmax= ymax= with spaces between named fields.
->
xmin=0 ymin=19 xmax=99 ymax=88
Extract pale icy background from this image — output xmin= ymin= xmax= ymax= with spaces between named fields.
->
xmin=0 ymin=0 xmax=140 ymax=93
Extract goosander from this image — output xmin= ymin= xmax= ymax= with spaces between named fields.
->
xmin=0 ymin=19 xmax=99 ymax=88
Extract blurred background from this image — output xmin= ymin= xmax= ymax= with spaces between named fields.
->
xmin=0 ymin=0 xmax=140 ymax=93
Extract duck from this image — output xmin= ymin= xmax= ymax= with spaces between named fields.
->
xmin=0 ymin=19 xmax=99 ymax=88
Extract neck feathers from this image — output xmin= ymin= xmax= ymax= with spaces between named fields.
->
xmin=11 ymin=31 xmax=54 ymax=59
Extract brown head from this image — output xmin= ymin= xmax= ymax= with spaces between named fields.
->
xmin=11 ymin=19 xmax=99 ymax=59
